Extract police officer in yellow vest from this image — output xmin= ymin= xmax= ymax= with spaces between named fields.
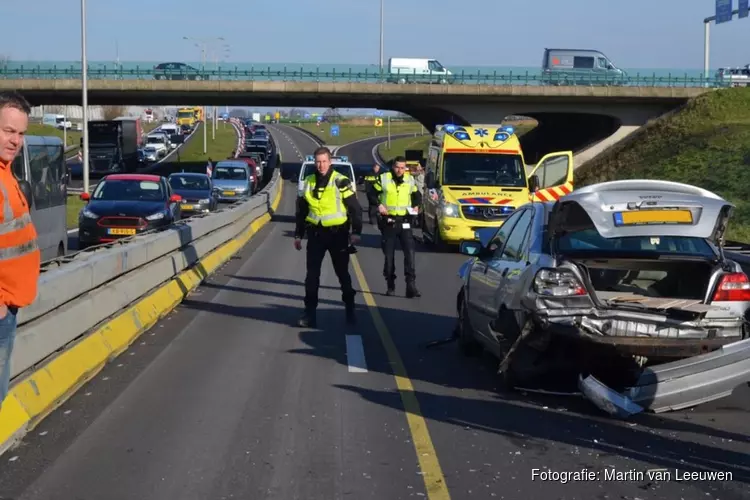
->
xmin=363 ymin=163 xmax=381 ymax=224
xmin=373 ymin=156 xmax=422 ymax=298
xmin=294 ymin=147 xmax=363 ymax=327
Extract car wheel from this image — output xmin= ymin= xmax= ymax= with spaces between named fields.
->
xmin=457 ymin=289 xmax=482 ymax=356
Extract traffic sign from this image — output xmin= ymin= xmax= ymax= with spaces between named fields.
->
xmin=740 ymin=0 xmax=748 ymax=18
xmin=331 ymin=124 xmax=339 ymax=136
xmin=374 ymin=118 xmax=383 ymax=127
xmin=716 ymin=0 xmax=733 ymax=24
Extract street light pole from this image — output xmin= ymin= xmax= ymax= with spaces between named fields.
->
xmin=81 ymin=0 xmax=90 ymax=194
xmin=379 ymin=0 xmax=384 ymax=74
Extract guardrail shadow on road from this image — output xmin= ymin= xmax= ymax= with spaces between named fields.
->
xmin=181 ymin=273 xmax=750 ymax=490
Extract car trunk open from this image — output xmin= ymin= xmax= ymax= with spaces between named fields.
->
xmin=572 ymin=257 xmax=720 ymax=313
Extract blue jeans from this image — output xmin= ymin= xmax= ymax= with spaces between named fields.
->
xmin=0 ymin=307 xmax=18 ymax=407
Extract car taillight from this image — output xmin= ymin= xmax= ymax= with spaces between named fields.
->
xmin=712 ymin=272 xmax=750 ymax=301
xmin=533 ymin=268 xmax=587 ymax=297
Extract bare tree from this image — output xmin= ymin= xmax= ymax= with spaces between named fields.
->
xmin=102 ymin=105 xmax=127 ymax=120
xmin=323 ymin=107 xmax=341 ymax=123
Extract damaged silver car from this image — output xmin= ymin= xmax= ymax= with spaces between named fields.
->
xmin=455 ymin=179 xmax=750 ymax=416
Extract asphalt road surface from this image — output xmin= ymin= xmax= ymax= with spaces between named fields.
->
xmin=3 ymin=130 xmax=749 ymax=500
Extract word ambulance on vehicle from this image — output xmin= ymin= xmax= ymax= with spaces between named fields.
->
xmin=421 ymin=124 xmax=573 ymax=247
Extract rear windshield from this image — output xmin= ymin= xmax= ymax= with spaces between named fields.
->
xmin=556 ymin=228 xmax=716 ymax=257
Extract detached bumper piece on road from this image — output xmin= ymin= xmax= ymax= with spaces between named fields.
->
xmin=579 ymin=337 xmax=750 ymax=417
xmin=78 ymin=216 xmax=169 ymax=247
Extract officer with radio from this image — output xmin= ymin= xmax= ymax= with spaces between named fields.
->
xmin=373 ymin=156 xmax=422 ymax=298
xmin=363 ymin=163 xmax=381 ymax=224
xmin=294 ymin=147 xmax=363 ymax=327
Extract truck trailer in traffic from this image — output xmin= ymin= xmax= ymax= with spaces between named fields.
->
xmin=83 ymin=117 xmax=141 ymax=174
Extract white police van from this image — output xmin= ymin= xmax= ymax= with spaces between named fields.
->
xmin=296 ymin=155 xmax=356 ymax=195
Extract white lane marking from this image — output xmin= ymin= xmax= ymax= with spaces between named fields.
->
xmin=345 ymin=335 xmax=368 ymax=373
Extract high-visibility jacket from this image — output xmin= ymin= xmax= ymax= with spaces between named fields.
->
xmin=375 ymin=172 xmax=417 ymax=216
xmin=302 ymin=170 xmax=354 ymax=227
xmin=0 ymin=160 xmax=40 ymax=308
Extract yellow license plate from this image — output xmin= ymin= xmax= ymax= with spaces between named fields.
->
xmin=181 ymin=204 xmax=195 ymax=210
xmin=615 ymin=209 xmax=693 ymax=226
xmin=107 ymin=228 xmax=136 ymax=235
xmin=223 ymin=190 xmax=236 ymax=196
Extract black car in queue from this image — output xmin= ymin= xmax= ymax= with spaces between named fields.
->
xmin=168 ymin=172 xmax=218 ymax=217
xmin=77 ymin=173 xmax=182 ymax=249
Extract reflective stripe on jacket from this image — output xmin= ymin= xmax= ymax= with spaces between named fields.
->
xmin=0 ymin=160 xmax=40 ymax=307
xmin=302 ymin=170 xmax=354 ymax=227
xmin=376 ymin=172 xmax=416 ymax=216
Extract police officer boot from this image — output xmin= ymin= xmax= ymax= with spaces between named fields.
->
xmin=345 ymin=302 xmax=356 ymax=324
xmin=406 ymin=282 xmax=421 ymax=298
xmin=298 ymin=310 xmax=317 ymax=328
xmin=386 ymin=279 xmax=396 ymax=296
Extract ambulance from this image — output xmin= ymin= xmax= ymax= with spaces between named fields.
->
xmin=421 ymin=124 xmax=574 ymax=248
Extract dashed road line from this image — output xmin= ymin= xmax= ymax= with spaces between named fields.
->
xmin=345 ymin=334 xmax=368 ymax=373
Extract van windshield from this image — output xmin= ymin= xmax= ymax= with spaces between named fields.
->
xmin=302 ymin=163 xmax=353 ymax=180
xmin=442 ymin=152 xmax=526 ymax=188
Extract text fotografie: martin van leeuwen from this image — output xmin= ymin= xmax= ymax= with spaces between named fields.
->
xmin=606 ymin=468 xmax=733 ymax=482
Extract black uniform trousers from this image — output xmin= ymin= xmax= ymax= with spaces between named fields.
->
xmin=304 ymin=224 xmax=355 ymax=312
xmin=380 ymin=215 xmax=416 ymax=284
xmin=364 ymin=181 xmax=379 ymax=224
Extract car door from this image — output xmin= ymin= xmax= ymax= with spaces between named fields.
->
xmin=486 ymin=209 xmax=534 ymax=342
xmin=466 ymin=209 xmax=525 ymax=340
xmin=527 ymin=151 xmax=574 ymax=202
xmin=481 ymin=209 xmax=533 ymax=340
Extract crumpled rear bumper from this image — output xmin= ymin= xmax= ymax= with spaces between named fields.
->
xmin=579 ymin=337 xmax=750 ymax=416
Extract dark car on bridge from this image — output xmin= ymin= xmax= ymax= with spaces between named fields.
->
xmin=153 ymin=62 xmax=210 ymax=81
xmin=77 ymin=174 xmax=182 ymax=249
xmin=168 ymin=172 xmax=219 ymax=216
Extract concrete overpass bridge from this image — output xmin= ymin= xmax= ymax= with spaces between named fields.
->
xmin=0 ymin=71 xmax=713 ymax=164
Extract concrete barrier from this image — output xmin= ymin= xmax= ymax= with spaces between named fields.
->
xmin=0 ymin=168 xmax=284 ymax=456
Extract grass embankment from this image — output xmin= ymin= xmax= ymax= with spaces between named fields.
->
xmin=67 ymin=199 xmax=85 ymax=229
xmin=297 ymin=120 xmax=426 ymax=145
xmin=575 ymin=87 xmax=750 ymax=242
xmin=27 ymin=124 xmax=81 ymax=150
xmin=377 ymin=119 xmax=539 ymax=163
xmin=172 ymin=121 xmax=238 ymax=163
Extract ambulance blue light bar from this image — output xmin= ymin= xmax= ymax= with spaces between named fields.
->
xmin=493 ymin=132 xmax=510 ymax=141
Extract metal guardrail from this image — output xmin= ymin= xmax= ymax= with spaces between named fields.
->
xmin=0 ymin=67 xmax=730 ymax=88
xmin=12 ymin=167 xmax=281 ymax=381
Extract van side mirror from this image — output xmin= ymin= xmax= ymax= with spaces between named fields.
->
xmin=528 ymin=174 xmax=540 ymax=192
xmin=17 ymin=180 xmax=33 ymax=206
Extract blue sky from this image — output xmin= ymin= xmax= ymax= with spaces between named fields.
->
xmin=4 ymin=0 xmax=748 ymax=69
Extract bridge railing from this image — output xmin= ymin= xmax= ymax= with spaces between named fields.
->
xmin=0 ymin=66 xmax=730 ymax=88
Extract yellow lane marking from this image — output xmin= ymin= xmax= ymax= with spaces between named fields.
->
xmin=351 ymin=255 xmax=451 ymax=500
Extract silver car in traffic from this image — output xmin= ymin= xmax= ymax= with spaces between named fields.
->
xmin=211 ymin=160 xmax=254 ymax=202
xmin=456 ymin=180 xmax=750 ymax=415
